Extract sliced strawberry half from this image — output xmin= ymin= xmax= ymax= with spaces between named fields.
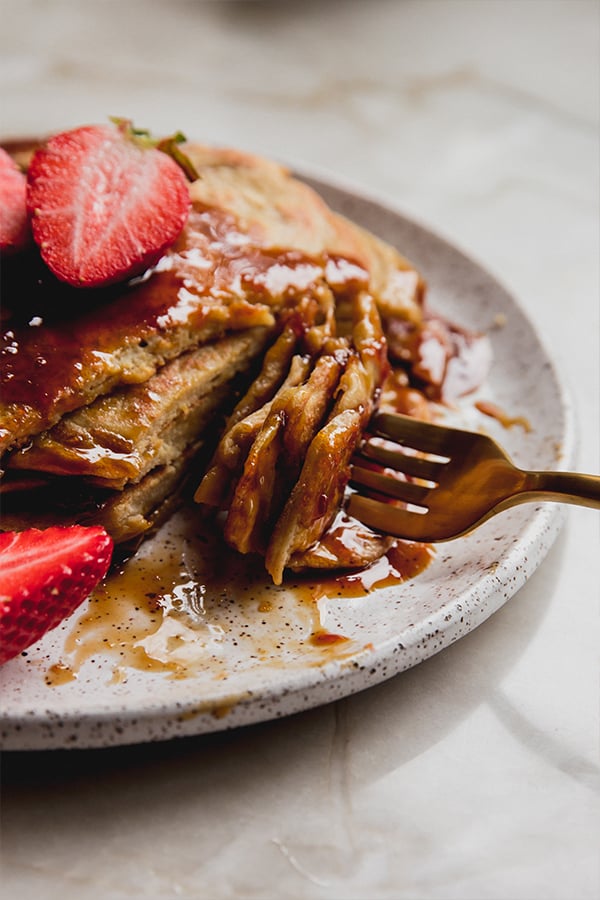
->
xmin=26 ymin=121 xmax=192 ymax=287
xmin=0 ymin=525 xmax=114 ymax=665
xmin=0 ymin=146 xmax=30 ymax=254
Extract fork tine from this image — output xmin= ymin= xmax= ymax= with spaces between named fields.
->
xmin=357 ymin=439 xmax=445 ymax=482
xmin=349 ymin=463 xmax=432 ymax=508
xmin=347 ymin=493 xmax=432 ymax=541
xmin=370 ymin=412 xmax=457 ymax=456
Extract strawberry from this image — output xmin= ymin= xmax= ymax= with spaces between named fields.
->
xmin=0 ymin=147 xmax=30 ymax=254
xmin=26 ymin=120 xmax=193 ymax=287
xmin=0 ymin=525 xmax=113 ymax=665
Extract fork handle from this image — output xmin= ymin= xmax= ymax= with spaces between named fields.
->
xmin=522 ymin=470 xmax=600 ymax=509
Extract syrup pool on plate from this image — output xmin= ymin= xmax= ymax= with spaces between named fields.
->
xmin=46 ymin=506 xmax=434 ymax=686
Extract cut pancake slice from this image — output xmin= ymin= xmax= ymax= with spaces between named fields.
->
xmin=196 ymin=290 xmax=390 ymax=583
xmin=6 ymin=328 xmax=272 ymax=489
xmin=0 ymin=442 xmax=200 ymax=544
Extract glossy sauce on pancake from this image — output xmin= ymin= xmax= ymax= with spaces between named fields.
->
xmin=0 ymin=204 xmax=344 ymax=453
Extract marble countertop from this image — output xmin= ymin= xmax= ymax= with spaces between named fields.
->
xmin=0 ymin=1 xmax=598 ymax=898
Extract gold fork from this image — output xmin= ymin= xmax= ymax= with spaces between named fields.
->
xmin=348 ymin=411 xmax=600 ymax=542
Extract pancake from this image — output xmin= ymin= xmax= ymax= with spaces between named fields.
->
xmin=0 ymin=142 xmax=424 ymax=455
xmin=0 ymin=444 xmax=200 ymax=544
xmin=0 ymin=136 xmax=488 ymax=580
xmin=6 ymin=328 xmax=271 ymax=489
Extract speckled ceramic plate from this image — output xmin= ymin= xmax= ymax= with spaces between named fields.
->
xmin=0 ymin=175 xmax=574 ymax=751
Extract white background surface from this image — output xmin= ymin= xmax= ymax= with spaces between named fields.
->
xmin=0 ymin=1 xmax=598 ymax=898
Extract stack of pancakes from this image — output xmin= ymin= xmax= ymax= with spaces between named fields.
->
xmin=1 ymin=142 xmax=462 ymax=581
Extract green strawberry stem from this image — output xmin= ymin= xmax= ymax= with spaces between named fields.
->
xmin=109 ymin=116 xmax=199 ymax=182
xmin=156 ymin=136 xmax=200 ymax=182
